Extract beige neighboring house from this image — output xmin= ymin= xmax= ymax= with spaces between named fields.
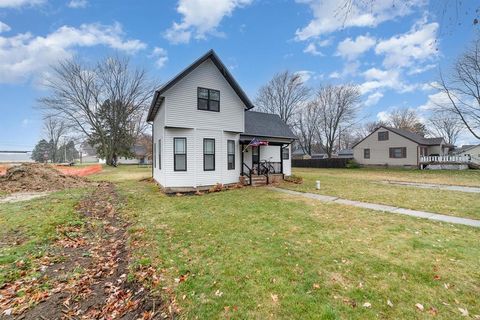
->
xmin=353 ymin=126 xmax=452 ymax=167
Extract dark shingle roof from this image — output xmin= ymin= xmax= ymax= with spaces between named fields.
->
xmin=147 ymin=49 xmax=254 ymax=122
xmin=352 ymin=126 xmax=446 ymax=148
xmin=243 ymin=111 xmax=296 ymax=140
xmin=383 ymin=127 xmax=445 ymax=146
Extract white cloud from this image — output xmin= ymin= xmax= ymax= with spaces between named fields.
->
xmin=365 ymin=92 xmax=383 ymax=106
xmin=0 ymin=22 xmax=147 ymax=83
xmin=303 ymin=42 xmax=322 ymax=56
xmin=67 ymin=0 xmax=88 ymax=8
xmin=164 ymin=0 xmax=253 ymax=44
xmin=360 ymin=67 xmax=415 ymax=94
xmin=0 ymin=21 xmax=11 ymax=33
xmin=150 ymin=47 xmax=168 ymax=68
xmin=329 ymin=71 xmax=340 ymax=79
xmin=377 ymin=111 xmax=389 ymax=122
xmin=336 ymin=35 xmax=375 ymax=60
xmin=0 ymin=0 xmax=44 ymax=8
xmin=407 ymin=63 xmax=436 ymax=75
xmin=295 ymin=0 xmax=425 ymax=41
xmin=375 ymin=18 xmax=438 ymax=69
xmin=295 ymin=70 xmax=314 ymax=83
xmin=418 ymin=91 xmax=454 ymax=111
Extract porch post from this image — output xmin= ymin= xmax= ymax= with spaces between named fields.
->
xmin=258 ymin=146 xmax=261 ymax=175
xmin=280 ymin=145 xmax=283 ymax=174
xmin=240 ymin=143 xmax=244 ymax=175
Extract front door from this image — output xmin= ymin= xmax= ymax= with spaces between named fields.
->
xmin=252 ymin=146 xmax=259 ymax=174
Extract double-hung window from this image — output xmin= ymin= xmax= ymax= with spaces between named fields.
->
xmin=389 ymin=147 xmax=406 ymax=158
xmin=282 ymin=147 xmax=289 ymax=160
xmin=364 ymin=148 xmax=370 ymax=159
xmin=174 ymin=138 xmax=187 ymax=171
xmin=198 ymin=87 xmax=220 ymax=112
xmin=204 ymin=139 xmax=215 ymax=171
xmin=227 ymin=140 xmax=235 ymax=170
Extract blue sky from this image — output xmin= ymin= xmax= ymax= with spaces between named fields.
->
xmin=0 ymin=0 xmax=479 ymax=150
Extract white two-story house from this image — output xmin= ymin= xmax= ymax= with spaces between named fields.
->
xmin=146 ymin=50 xmax=296 ymax=193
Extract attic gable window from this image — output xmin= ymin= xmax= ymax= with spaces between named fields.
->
xmin=378 ymin=131 xmax=389 ymax=141
xmin=198 ymin=87 xmax=220 ymax=112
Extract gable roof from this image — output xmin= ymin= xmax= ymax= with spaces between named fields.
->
xmin=454 ymin=144 xmax=480 ymax=154
xmin=242 ymin=111 xmax=296 ymax=140
xmin=352 ymin=126 xmax=445 ymax=148
xmin=147 ymin=49 xmax=254 ymax=122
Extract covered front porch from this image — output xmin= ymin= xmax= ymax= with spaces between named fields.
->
xmin=239 ymin=136 xmax=292 ymax=185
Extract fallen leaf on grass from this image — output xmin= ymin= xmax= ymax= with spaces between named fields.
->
xmin=458 ymin=308 xmax=469 ymax=317
xmin=387 ymin=300 xmax=393 ymax=307
xmin=415 ymin=303 xmax=424 ymax=311
xmin=215 ymin=290 xmax=223 ymax=297
xmin=362 ymin=302 xmax=371 ymax=308
xmin=312 ymin=283 xmax=320 ymax=289
xmin=271 ymin=294 xmax=278 ymax=303
xmin=428 ymin=307 xmax=438 ymax=316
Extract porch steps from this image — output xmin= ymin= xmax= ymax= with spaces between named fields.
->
xmin=249 ymin=175 xmax=268 ymax=186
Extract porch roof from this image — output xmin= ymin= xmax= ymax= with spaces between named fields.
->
xmin=243 ymin=111 xmax=296 ymax=140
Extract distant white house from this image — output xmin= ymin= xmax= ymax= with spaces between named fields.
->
xmin=147 ymin=50 xmax=295 ymax=193
xmin=0 ymin=151 xmax=33 ymax=163
xmin=352 ymin=126 xmax=452 ymax=167
xmin=453 ymin=144 xmax=480 ymax=162
xmin=80 ymin=143 xmax=150 ymax=165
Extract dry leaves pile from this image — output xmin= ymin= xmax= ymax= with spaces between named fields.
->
xmin=0 ymin=183 xmax=172 ymax=319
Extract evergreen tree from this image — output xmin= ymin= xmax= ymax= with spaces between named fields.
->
xmin=31 ymin=139 xmax=51 ymax=163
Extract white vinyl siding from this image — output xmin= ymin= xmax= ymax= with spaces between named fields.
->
xmin=162 ymin=59 xmax=245 ymax=133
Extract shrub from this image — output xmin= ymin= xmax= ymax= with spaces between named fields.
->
xmin=346 ymin=159 xmax=360 ymax=169
xmin=285 ymin=174 xmax=303 ymax=184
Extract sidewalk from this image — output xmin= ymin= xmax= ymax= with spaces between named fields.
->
xmin=273 ymin=188 xmax=480 ymax=228
xmin=384 ymin=180 xmax=480 ymax=193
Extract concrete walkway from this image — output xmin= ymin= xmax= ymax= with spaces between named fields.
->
xmin=383 ymin=180 xmax=480 ymax=193
xmin=0 ymin=192 xmax=50 ymax=204
xmin=273 ymin=188 xmax=480 ymax=228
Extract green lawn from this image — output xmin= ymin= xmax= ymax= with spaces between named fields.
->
xmin=280 ymin=168 xmax=480 ymax=220
xmin=0 ymin=189 xmax=87 ymax=285
xmin=94 ymin=166 xmax=480 ymax=320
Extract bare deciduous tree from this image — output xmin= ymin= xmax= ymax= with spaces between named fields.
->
xmin=382 ymin=108 xmax=427 ymax=136
xmin=295 ymin=101 xmax=321 ymax=155
xmin=427 ymin=111 xmax=463 ymax=145
xmin=314 ymin=84 xmax=360 ymax=158
xmin=436 ymin=37 xmax=480 ymax=140
xmin=255 ymin=71 xmax=311 ymax=126
xmin=39 ymin=56 xmax=156 ymax=166
xmin=43 ymin=115 xmax=69 ymax=163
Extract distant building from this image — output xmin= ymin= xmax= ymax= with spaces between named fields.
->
xmin=337 ymin=148 xmax=353 ymax=158
xmin=0 ymin=151 xmax=34 ymax=163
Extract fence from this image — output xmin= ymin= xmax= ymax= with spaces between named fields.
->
xmin=292 ymin=158 xmax=348 ymax=168
xmin=419 ymin=155 xmax=471 ymax=163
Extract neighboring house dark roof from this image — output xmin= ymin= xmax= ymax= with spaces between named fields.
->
xmin=242 ymin=111 xmax=296 ymax=140
xmin=338 ymin=148 xmax=353 ymax=155
xmin=353 ymin=126 xmax=445 ymax=148
xmin=147 ymin=49 xmax=254 ymax=122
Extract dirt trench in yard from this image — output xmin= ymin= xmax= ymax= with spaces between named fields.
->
xmin=0 ymin=183 xmax=172 ymax=320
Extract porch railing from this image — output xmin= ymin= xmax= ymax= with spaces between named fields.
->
xmin=420 ymin=155 xmax=471 ymax=163
xmin=242 ymin=162 xmax=252 ymax=185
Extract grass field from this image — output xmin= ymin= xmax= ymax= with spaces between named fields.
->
xmin=91 ymin=166 xmax=480 ymax=319
xmin=0 ymin=189 xmax=87 ymax=285
xmin=280 ymin=168 xmax=480 ymax=220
